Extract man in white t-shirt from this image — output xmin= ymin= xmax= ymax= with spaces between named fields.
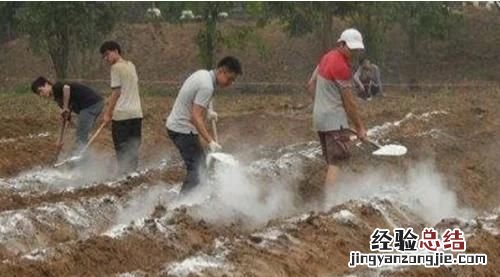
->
xmin=100 ymin=41 xmax=143 ymax=174
xmin=166 ymin=56 xmax=242 ymax=194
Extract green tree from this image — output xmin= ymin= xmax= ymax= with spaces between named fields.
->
xmin=0 ymin=2 xmax=22 ymax=43
xmin=16 ymin=2 xmax=120 ymax=79
xmin=158 ymin=2 xmax=257 ymax=69
xmin=388 ymin=2 xmax=460 ymax=84
xmin=193 ymin=2 xmax=227 ymax=68
xmin=260 ymin=2 xmax=354 ymax=54
xmin=348 ymin=2 xmax=392 ymax=65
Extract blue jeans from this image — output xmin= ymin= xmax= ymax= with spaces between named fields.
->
xmin=76 ymin=101 xmax=104 ymax=152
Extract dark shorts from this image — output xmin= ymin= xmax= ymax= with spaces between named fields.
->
xmin=318 ymin=130 xmax=351 ymax=165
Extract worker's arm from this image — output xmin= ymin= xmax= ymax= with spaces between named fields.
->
xmin=62 ymin=85 xmax=71 ymax=111
xmin=191 ymin=104 xmax=214 ymax=144
xmin=340 ymin=86 xmax=366 ymax=139
xmin=59 ymin=84 xmax=72 ymax=121
xmin=307 ymin=66 xmax=318 ymax=98
xmin=207 ymin=100 xmax=218 ymax=121
xmin=104 ymin=65 xmax=122 ymax=125
xmin=353 ymin=68 xmax=364 ymax=91
xmin=103 ymin=88 xmax=120 ymax=125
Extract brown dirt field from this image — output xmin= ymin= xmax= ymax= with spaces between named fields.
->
xmin=1 ymin=8 xmax=500 ymax=277
xmin=0 ymin=86 xmax=499 ymax=276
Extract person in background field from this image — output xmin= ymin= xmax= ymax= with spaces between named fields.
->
xmin=307 ymin=28 xmax=367 ymax=201
xmin=31 ymin=76 xmax=104 ymax=153
xmin=166 ymin=56 xmax=242 ymax=195
xmin=353 ymin=57 xmax=383 ymax=100
xmin=99 ymin=41 xmax=143 ymax=175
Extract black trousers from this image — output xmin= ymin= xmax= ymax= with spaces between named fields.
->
xmin=167 ymin=129 xmax=205 ymax=194
xmin=112 ymin=118 xmax=142 ymax=174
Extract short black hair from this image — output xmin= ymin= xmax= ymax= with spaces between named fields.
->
xmin=359 ymin=57 xmax=370 ymax=65
xmin=217 ymin=56 xmax=242 ymax=75
xmin=31 ymin=76 xmax=50 ymax=94
xmin=99 ymin=41 xmax=121 ymax=55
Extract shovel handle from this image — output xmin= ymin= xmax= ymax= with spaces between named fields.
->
xmin=211 ymin=119 xmax=218 ymax=143
xmin=79 ymin=122 xmax=106 ymax=154
xmin=364 ymin=138 xmax=382 ymax=149
xmin=344 ymin=128 xmax=382 ymax=149
xmin=56 ymin=119 xmax=68 ymax=145
xmin=53 ymin=119 xmax=69 ymax=163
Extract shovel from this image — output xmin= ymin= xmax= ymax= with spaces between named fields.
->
xmin=206 ymin=119 xmax=238 ymax=167
xmin=53 ymin=118 xmax=69 ymax=164
xmin=347 ymin=129 xmax=407 ymax=156
xmin=366 ymin=138 xmax=407 ymax=156
xmin=54 ymin=122 xmax=107 ymax=168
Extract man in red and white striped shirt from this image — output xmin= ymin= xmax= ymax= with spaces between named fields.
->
xmin=307 ymin=28 xmax=367 ymax=198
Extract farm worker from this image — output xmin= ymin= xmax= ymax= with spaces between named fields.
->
xmin=31 ymin=76 xmax=104 ymax=153
xmin=353 ymin=57 xmax=383 ymax=100
xmin=166 ymin=56 xmax=242 ymax=194
xmin=307 ymin=28 xmax=367 ymax=199
xmin=100 ymin=41 xmax=143 ymax=175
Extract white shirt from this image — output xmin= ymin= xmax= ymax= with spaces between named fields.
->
xmin=166 ymin=70 xmax=216 ymax=134
xmin=110 ymin=59 xmax=143 ymax=120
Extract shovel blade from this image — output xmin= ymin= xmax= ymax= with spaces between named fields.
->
xmin=372 ymin=144 xmax=407 ymax=156
xmin=206 ymin=152 xmax=239 ymax=167
xmin=53 ymin=155 xmax=83 ymax=168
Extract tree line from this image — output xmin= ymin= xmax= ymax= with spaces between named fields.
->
xmin=0 ymin=2 xmax=465 ymax=81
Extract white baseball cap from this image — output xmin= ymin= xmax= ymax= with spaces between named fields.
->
xmin=337 ymin=28 xmax=364 ymax=50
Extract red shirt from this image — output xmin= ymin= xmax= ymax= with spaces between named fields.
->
xmin=317 ymin=49 xmax=352 ymax=87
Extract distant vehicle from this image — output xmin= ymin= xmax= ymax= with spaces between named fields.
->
xmin=180 ymin=10 xmax=195 ymax=20
xmin=218 ymin=12 xmax=229 ymax=18
xmin=179 ymin=10 xmax=230 ymax=21
xmin=464 ymin=1 xmax=498 ymax=10
xmin=146 ymin=7 xmax=161 ymax=18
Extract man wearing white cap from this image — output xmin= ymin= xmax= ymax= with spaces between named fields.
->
xmin=307 ymin=28 xmax=367 ymax=197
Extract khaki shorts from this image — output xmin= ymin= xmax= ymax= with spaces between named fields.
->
xmin=318 ymin=130 xmax=351 ymax=165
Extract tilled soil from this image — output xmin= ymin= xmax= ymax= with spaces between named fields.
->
xmin=0 ymin=88 xmax=499 ymax=276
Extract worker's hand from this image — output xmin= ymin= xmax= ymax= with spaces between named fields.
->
xmin=356 ymin=126 xmax=368 ymax=141
xmin=60 ymin=109 xmax=71 ymax=121
xmin=307 ymin=80 xmax=316 ymax=94
xmin=207 ymin=110 xmax=218 ymax=122
xmin=102 ymin=112 xmax=112 ymax=126
xmin=208 ymin=140 xmax=222 ymax=152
